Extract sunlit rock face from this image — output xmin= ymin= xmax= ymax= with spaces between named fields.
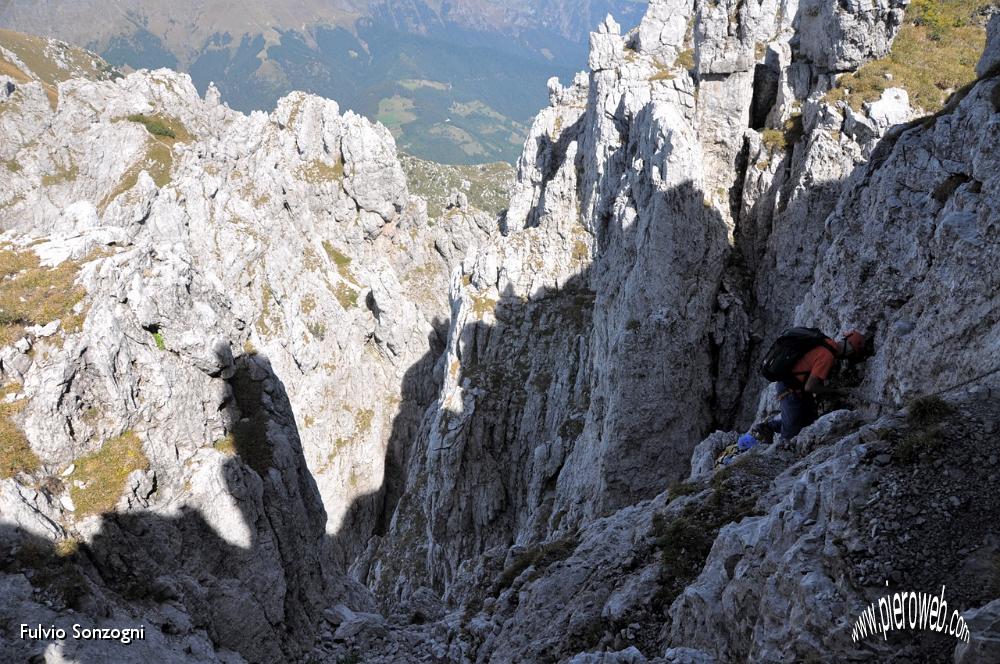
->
xmin=3 ymin=4 xmax=1000 ymax=663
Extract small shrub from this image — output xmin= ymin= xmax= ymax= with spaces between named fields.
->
xmin=907 ymin=395 xmax=955 ymax=426
xmin=126 ymin=113 xmax=176 ymax=139
xmin=652 ymin=454 xmax=773 ymax=607
xmin=761 ymin=114 xmax=803 ymax=152
xmin=70 ymin=432 xmax=149 ymax=516
xmin=652 ymin=511 xmax=718 ymax=597
xmin=151 ymin=330 xmax=165 ymax=350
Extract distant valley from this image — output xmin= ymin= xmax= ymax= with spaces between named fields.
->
xmin=0 ymin=0 xmax=647 ymax=163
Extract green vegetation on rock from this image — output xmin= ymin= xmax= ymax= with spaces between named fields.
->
xmin=827 ymin=0 xmax=988 ymax=112
xmin=125 ymin=113 xmax=191 ymax=141
xmin=70 ymin=431 xmax=150 ymax=516
xmin=400 ymin=153 xmax=514 ymax=218
xmin=102 ymin=114 xmax=192 ymax=209
xmin=0 ymin=245 xmax=88 ymax=347
xmin=127 ymin=113 xmax=176 ymax=138
xmin=0 ymin=383 xmax=39 ymax=479
xmin=760 ymin=113 xmax=804 ymax=152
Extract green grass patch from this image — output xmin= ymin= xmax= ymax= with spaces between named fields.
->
xmin=676 ymin=48 xmax=695 ymax=70
xmin=102 ymin=115 xmax=191 ymax=208
xmin=0 ymin=246 xmax=88 ymax=347
xmin=333 ymin=282 xmax=359 ymax=310
xmin=299 ymin=158 xmax=345 ymax=184
xmin=70 ymin=432 xmax=149 ymax=516
xmin=826 ymin=0 xmax=987 ymax=112
xmin=0 ymin=383 xmax=39 ymax=479
xmin=41 ymin=161 xmax=79 ymax=187
xmin=307 ymin=321 xmax=327 ymax=339
xmin=377 ymin=95 xmax=418 ymax=135
xmin=322 ymin=242 xmax=354 ymax=273
xmin=127 ymin=113 xmax=177 ymax=139
xmin=212 ymin=434 xmax=237 ymax=456
xmin=761 ymin=114 xmax=804 ymax=152
xmin=151 ymin=330 xmax=165 ymax=350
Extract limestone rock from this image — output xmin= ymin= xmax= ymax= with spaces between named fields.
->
xmin=797 ymin=0 xmax=907 ymax=70
xmin=955 ymin=599 xmax=1000 ymax=664
xmin=979 ymin=12 xmax=1000 ymax=76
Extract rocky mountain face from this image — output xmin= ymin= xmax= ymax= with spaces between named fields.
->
xmin=1 ymin=30 xmax=495 ymax=662
xmin=2 ymin=2 xmax=1000 ymax=664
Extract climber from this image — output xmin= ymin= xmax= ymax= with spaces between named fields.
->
xmin=753 ymin=327 xmax=869 ymax=442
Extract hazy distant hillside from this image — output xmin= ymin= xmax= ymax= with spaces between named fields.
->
xmin=0 ymin=0 xmax=647 ymax=163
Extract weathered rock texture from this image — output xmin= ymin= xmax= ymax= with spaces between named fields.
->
xmin=0 ymin=34 xmax=491 ymax=663
xmin=3 ymin=1 xmax=1000 ymax=663
xmin=347 ymin=1 xmax=1000 ymax=662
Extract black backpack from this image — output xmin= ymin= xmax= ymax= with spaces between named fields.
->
xmin=760 ymin=327 xmax=838 ymax=388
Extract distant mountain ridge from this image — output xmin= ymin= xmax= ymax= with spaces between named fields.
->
xmin=0 ymin=0 xmax=647 ymax=163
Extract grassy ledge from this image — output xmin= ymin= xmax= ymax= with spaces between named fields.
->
xmin=70 ymin=431 xmax=149 ymax=516
xmin=0 ymin=383 xmax=39 ymax=479
xmin=0 ymin=245 xmax=88 ymax=347
xmin=827 ymin=0 xmax=988 ymax=113
xmin=100 ymin=114 xmax=193 ymax=209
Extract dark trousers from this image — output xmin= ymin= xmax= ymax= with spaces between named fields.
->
xmin=766 ymin=382 xmax=818 ymax=440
